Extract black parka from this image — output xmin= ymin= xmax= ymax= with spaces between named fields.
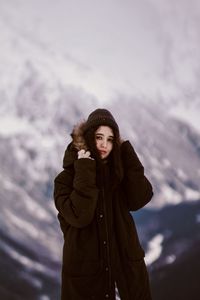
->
xmin=54 ymin=136 xmax=153 ymax=300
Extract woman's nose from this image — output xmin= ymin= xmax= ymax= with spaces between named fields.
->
xmin=101 ymin=139 xmax=107 ymax=148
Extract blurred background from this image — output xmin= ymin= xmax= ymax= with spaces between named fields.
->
xmin=0 ymin=0 xmax=200 ymax=299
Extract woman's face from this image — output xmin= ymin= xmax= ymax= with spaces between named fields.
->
xmin=95 ymin=126 xmax=114 ymax=159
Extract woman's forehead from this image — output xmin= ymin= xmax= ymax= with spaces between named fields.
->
xmin=95 ymin=126 xmax=114 ymax=136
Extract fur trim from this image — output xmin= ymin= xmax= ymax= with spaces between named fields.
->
xmin=71 ymin=121 xmax=88 ymax=151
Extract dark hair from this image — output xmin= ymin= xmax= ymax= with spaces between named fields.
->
xmin=83 ymin=125 xmax=123 ymax=184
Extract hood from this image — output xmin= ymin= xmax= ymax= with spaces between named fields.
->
xmin=71 ymin=121 xmax=88 ymax=151
xmin=63 ymin=122 xmax=123 ymax=186
xmin=63 ymin=122 xmax=88 ymax=169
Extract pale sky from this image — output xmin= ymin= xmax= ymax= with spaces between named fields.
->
xmin=1 ymin=0 xmax=200 ymax=101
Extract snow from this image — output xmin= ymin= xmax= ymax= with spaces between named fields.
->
xmin=196 ymin=214 xmax=200 ymax=223
xmin=162 ymin=158 xmax=171 ymax=168
xmin=1 ymin=240 xmax=56 ymax=278
xmin=169 ymin=101 xmax=200 ymax=133
xmin=15 ymin=147 xmax=27 ymax=162
xmin=151 ymin=168 xmax=165 ymax=180
xmin=2 ymin=175 xmax=53 ymax=222
xmin=160 ymin=184 xmax=183 ymax=205
xmin=166 ymin=255 xmax=176 ymax=264
xmin=177 ymin=168 xmax=188 ymax=180
xmin=0 ymin=116 xmax=33 ymax=136
xmin=184 ymin=188 xmax=200 ymax=201
xmin=2 ymin=242 xmax=46 ymax=272
xmin=20 ymin=272 xmax=42 ymax=289
xmin=149 ymin=156 xmax=161 ymax=167
xmin=39 ymin=296 xmax=50 ymax=300
xmin=4 ymin=210 xmax=40 ymax=239
xmin=145 ymin=234 xmax=164 ymax=265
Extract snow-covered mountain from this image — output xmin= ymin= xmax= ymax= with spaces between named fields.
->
xmin=134 ymin=201 xmax=200 ymax=300
xmin=1 ymin=1 xmax=200 ymax=299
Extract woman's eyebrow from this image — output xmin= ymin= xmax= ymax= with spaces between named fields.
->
xmin=96 ymin=133 xmax=114 ymax=138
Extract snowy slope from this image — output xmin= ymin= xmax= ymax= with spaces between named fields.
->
xmin=148 ymin=0 xmax=200 ymax=132
xmin=134 ymin=201 xmax=200 ymax=300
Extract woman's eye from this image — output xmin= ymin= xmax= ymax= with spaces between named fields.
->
xmin=108 ymin=138 xmax=113 ymax=143
xmin=96 ymin=136 xmax=102 ymax=140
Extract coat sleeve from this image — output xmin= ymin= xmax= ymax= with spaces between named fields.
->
xmin=121 ymin=141 xmax=153 ymax=211
xmin=54 ymin=158 xmax=99 ymax=228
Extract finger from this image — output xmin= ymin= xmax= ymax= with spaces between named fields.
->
xmin=78 ymin=149 xmax=85 ymax=159
xmin=85 ymin=151 xmax=91 ymax=157
xmin=78 ymin=149 xmax=85 ymax=154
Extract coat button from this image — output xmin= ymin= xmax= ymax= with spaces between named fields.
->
xmin=105 ymin=294 xmax=109 ymax=298
xmin=105 ymin=266 xmax=109 ymax=271
xmin=99 ymin=214 xmax=104 ymax=219
xmin=103 ymin=240 xmax=107 ymax=245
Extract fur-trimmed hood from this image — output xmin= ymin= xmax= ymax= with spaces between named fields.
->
xmin=71 ymin=121 xmax=88 ymax=151
xmin=63 ymin=121 xmax=123 ymax=184
xmin=62 ymin=122 xmax=87 ymax=169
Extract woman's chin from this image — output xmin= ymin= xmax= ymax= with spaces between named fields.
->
xmin=101 ymin=154 xmax=109 ymax=160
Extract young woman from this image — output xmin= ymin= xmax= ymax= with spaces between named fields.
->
xmin=54 ymin=108 xmax=153 ymax=300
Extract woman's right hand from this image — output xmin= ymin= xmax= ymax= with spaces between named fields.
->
xmin=78 ymin=149 xmax=94 ymax=160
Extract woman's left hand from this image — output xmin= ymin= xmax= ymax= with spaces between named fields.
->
xmin=78 ymin=149 xmax=94 ymax=160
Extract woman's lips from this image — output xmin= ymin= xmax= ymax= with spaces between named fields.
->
xmin=99 ymin=150 xmax=107 ymax=156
